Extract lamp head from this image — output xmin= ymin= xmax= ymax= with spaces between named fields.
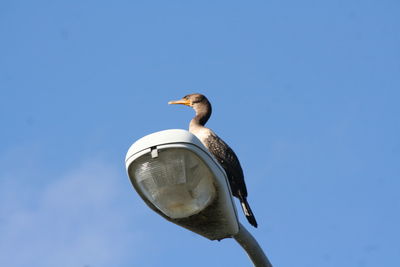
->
xmin=125 ymin=129 xmax=239 ymax=240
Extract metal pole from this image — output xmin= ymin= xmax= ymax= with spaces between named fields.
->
xmin=233 ymin=222 xmax=273 ymax=267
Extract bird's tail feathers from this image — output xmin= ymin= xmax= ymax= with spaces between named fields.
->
xmin=240 ymin=197 xmax=258 ymax=228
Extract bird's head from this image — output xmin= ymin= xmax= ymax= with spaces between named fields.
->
xmin=168 ymin=93 xmax=207 ymax=107
xmin=169 ymin=93 xmax=212 ymax=125
xmin=169 ymin=93 xmax=211 ymax=111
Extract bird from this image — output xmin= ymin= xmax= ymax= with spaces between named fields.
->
xmin=169 ymin=93 xmax=258 ymax=228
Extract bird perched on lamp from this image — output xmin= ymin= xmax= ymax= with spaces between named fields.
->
xmin=169 ymin=93 xmax=258 ymax=228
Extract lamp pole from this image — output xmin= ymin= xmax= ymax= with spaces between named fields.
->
xmin=234 ymin=222 xmax=273 ymax=267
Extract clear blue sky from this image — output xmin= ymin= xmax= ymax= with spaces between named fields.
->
xmin=1 ymin=1 xmax=399 ymax=266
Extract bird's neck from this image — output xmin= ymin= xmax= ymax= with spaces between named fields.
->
xmin=189 ymin=105 xmax=211 ymax=131
xmin=190 ymin=113 xmax=207 ymax=130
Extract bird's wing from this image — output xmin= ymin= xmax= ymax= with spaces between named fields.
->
xmin=203 ymin=131 xmax=248 ymax=198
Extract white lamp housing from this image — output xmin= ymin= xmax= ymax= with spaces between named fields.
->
xmin=125 ymin=129 xmax=239 ymax=240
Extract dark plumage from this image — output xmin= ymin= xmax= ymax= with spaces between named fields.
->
xmin=169 ymin=93 xmax=258 ymax=228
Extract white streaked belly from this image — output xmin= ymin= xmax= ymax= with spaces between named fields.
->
xmin=190 ymin=127 xmax=213 ymax=147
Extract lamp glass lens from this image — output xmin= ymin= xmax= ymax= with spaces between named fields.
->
xmin=131 ymin=148 xmax=216 ymax=218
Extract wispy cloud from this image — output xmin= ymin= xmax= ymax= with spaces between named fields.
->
xmin=0 ymin=153 xmax=145 ymax=267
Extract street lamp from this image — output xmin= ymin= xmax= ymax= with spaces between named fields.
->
xmin=125 ymin=129 xmax=272 ymax=266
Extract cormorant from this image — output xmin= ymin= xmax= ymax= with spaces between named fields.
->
xmin=169 ymin=93 xmax=258 ymax=228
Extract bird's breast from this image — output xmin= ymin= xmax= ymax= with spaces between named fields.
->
xmin=190 ymin=127 xmax=213 ymax=147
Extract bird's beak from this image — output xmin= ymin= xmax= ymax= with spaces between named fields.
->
xmin=168 ymin=98 xmax=192 ymax=106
